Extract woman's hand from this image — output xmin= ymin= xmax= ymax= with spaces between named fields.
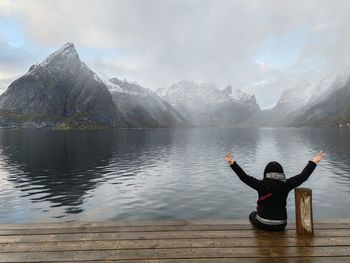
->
xmin=312 ymin=150 xmax=326 ymax=164
xmin=225 ymin=152 xmax=235 ymax=165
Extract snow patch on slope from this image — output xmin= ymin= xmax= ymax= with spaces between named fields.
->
xmin=158 ymin=81 xmax=257 ymax=108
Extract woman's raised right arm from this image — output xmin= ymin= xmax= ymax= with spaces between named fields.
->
xmin=286 ymin=151 xmax=326 ymax=190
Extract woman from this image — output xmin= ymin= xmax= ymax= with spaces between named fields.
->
xmin=225 ymin=151 xmax=326 ymax=231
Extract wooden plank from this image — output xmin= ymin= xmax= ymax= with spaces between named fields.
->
xmin=3 ymin=237 xmax=350 ymax=252
xmin=0 ymin=220 xmax=187 ymax=230
xmin=2 ymin=223 xmax=350 ymax=236
xmin=1 ymin=247 xmax=350 ymax=262
xmin=50 ymin=258 xmax=350 ymax=263
xmin=0 ymin=230 xmax=296 ymax=243
xmin=0 ymin=225 xmax=258 ymax=235
xmin=186 ymin=219 xmax=249 ymax=225
xmin=314 ymin=219 xmax=350 ymax=224
xmin=0 ymin=237 xmax=311 ymax=252
xmin=295 ymin=188 xmax=314 ymax=235
xmin=1 ymin=220 xmax=350 ymax=262
xmin=2 ymin=219 xmax=350 ymax=230
xmin=2 ymin=229 xmax=350 ymax=243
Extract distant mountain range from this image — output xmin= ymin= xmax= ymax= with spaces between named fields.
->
xmin=264 ymin=66 xmax=350 ymax=127
xmin=157 ymin=81 xmax=260 ymax=127
xmin=0 ymin=42 xmax=349 ymax=129
xmin=288 ymin=67 xmax=350 ymax=127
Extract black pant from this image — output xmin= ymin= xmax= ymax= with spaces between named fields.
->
xmin=249 ymin=211 xmax=287 ymax=231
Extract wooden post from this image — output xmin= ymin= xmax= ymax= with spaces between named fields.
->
xmin=295 ymin=187 xmax=314 ymax=235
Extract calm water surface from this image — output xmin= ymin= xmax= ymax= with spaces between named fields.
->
xmin=0 ymin=128 xmax=349 ymax=223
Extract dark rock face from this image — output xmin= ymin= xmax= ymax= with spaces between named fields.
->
xmin=108 ymin=78 xmax=191 ymax=128
xmin=0 ymin=43 xmax=123 ymax=128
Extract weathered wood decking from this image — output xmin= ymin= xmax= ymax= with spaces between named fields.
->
xmin=1 ymin=219 xmax=350 ymax=262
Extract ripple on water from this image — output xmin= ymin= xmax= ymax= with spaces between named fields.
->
xmin=0 ymin=128 xmax=349 ymax=223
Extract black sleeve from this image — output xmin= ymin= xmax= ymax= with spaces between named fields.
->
xmin=230 ymin=162 xmax=261 ymax=191
xmin=286 ymin=161 xmax=317 ymax=190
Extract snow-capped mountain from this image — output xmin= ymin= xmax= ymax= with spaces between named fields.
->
xmin=306 ymin=66 xmax=350 ymax=107
xmin=1 ymin=41 xmax=348 ymax=129
xmin=158 ymin=81 xmax=257 ymax=106
xmin=157 ymin=81 xmax=260 ymax=127
xmin=261 ymin=82 xmax=316 ymax=126
xmin=289 ymin=66 xmax=350 ymax=127
xmin=262 ymin=66 xmax=350 ymax=127
xmin=0 ymin=42 xmax=123 ymax=128
xmin=276 ymin=83 xmax=314 ymax=109
xmin=0 ymin=43 xmax=189 ymax=129
xmin=107 ymin=78 xmax=191 ymax=128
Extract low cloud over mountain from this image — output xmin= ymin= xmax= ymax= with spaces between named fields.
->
xmin=0 ymin=43 xmax=349 ymax=129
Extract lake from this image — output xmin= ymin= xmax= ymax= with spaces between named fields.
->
xmin=0 ymin=127 xmax=349 ymax=223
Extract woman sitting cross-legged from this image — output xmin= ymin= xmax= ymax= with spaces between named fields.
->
xmin=225 ymin=151 xmax=326 ymax=231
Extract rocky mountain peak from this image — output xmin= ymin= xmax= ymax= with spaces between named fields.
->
xmin=53 ymin=42 xmax=78 ymax=56
xmin=0 ymin=42 xmax=122 ymax=128
xmin=35 ymin=42 xmax=80 ymax=69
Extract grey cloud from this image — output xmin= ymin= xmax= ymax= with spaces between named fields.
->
xmin=3 ymin=0 xmax=350 ymax=108
xmin=0 ymin=42 xmax=39 ymax=93
xmin=0 ymin=42 xmax=36 ymax=71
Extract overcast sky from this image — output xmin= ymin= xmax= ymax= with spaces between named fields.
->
xmin=1 ymin=0 xmax=350 ymax=108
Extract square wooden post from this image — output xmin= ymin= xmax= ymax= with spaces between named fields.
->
xmin=295 ymin=187 xmax=314 ymax=235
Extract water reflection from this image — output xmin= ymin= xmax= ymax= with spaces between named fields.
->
xmin=292 ymin=128 xmax=350 ymax=186
xmin=0 ymin=130 xmax=115 ymax=214
xmin=0 ymin=128 xmax=349 ymax=223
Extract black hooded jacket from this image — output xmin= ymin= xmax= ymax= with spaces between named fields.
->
xmin=230 ymin=161 xmax=317 ymax=220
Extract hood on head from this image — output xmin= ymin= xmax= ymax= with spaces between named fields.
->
xmin=264 ymin=161 xmax=286 ymax=183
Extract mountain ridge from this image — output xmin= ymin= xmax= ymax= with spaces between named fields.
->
xmin=0 ymin=42 xmax=124 ymax=128
xmin=0 ymin=43 xmax=190 ymax=129
xmin=1 ymin=42 xmax=349 ymax=129
xmin=157 ymin=81 xmax=260 ymax=127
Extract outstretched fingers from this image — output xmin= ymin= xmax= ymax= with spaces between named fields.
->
xmin=312 ymin=150 xmax=326 ymax=164
xmin=225 ymin=152 xmax=233 ymax=163
xmin=318 ymin=150 xmax=326 ymax=158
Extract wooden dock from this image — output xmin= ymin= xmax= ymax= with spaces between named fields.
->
xmin=1 ymin=219 xmax=350 ymax=262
